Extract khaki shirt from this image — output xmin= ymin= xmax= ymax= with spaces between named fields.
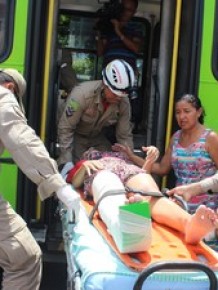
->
xmin=0 ymin=86 xmax=66 ymax=201
xmin=57 ymin=80 xmax=133 ymax=165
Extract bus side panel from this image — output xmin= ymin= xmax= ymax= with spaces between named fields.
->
xmin=0 ymin=0 xmax=29 ymax=208
xmin=199 ymin=0 xmax=218 ymax=132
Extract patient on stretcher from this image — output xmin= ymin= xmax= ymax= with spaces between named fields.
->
xmin=66 ymin=147 xmax=218 ymax=254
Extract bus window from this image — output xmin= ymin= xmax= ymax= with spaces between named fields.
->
xmin=57 ymin=11 xmax=150 ymax=83
xmin=58 ymin=12 xmax=98 ymax=81
xmin=0 ymin=0 xmax=15 ymax=61
xmin=131 ymin=19 xmax=150 ymax=88
xmin=212 ymin=0 xmax=218 ymax=80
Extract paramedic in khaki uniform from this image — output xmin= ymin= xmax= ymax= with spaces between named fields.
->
xmin=57 ymin=59 xmax=135 ymax=165
xmin=0 ymin=69 xmax=80 ymax=290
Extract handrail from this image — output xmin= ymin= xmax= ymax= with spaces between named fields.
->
xmin=162 ymin=0 xmax=182 ymax=188
xmin=133 ymin=261 xmax=218 ymax=290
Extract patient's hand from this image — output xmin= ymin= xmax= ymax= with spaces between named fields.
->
xmin=142 ymin=146 xmax=159 ymax=171
xmin=142 ymin=146 xmax=159 ymax=160
xmin=82 ymin=160 xmax=104 ymax=176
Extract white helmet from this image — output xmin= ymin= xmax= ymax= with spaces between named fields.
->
xmin=102 ymin=59 xmax=135 ymax=97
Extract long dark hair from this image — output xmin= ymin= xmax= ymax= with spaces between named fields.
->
xmin=175 ymin=94 xmax=206 ymax=124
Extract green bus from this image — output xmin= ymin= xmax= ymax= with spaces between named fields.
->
xmin=0 ymin=0 xmax=218 ymax=251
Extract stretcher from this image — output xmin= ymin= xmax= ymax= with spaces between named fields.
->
xmin=60 ymin=193 xmax=218 ymax=290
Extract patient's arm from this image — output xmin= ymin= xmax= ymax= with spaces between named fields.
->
xmin=112 ymin=143 xmax=160 ymax=171
xmin=70 ymin=160 xmax=103 ymax=188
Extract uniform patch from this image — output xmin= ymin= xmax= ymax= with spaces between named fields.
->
xmin=66 ymin=99 xmax=80 ymax=117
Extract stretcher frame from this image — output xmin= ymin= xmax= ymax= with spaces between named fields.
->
xmin=60 ymin=197 xmax=218 ymax=290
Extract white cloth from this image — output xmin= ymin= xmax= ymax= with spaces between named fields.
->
xmin=60 ymin=162 xmax=74 ymax=180
xmin=92 ymin=170 xmax=126 ymax=230
xmin=91 ymin=170 xmax=152 ymax=253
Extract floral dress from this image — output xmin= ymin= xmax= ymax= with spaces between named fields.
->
xmin=83 ymin=151 xmax=146 ymax=196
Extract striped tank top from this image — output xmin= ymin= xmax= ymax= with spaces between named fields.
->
xmin=171 ymin=128 xmax=217 ymax=204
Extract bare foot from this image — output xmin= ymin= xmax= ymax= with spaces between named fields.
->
xmin=185 ymin=205 xmax=218 ymax=244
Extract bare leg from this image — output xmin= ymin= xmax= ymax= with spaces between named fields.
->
xmin=126 ymin=173 xmax=218 ymax=244
xmin=126 ymin=174 xmax=189 ymax=234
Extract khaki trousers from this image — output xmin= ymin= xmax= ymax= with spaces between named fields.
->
xmin=0 ymin=226 xmax=42 ymax=290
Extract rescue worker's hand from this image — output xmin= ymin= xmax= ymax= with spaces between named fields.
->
xmin=112 ymin=143 xmax=134 ymax=159
xmin=167 ymin=184 xmax=201 ymax=202
xmin=56 ymin=185 xmax=81 ymax=222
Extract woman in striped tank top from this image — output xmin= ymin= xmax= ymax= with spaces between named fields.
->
xmin=105 ymin=94 xmax=218 ymax=210
xmin=149 ymin=94 xmax=218 ymax=207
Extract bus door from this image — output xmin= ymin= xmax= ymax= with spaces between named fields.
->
xmin=56 ymin=1 xmax=155 ymax=151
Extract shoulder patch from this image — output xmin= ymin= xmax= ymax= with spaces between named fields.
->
xmin=66 ymin=99 xmax=80 ymax=117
